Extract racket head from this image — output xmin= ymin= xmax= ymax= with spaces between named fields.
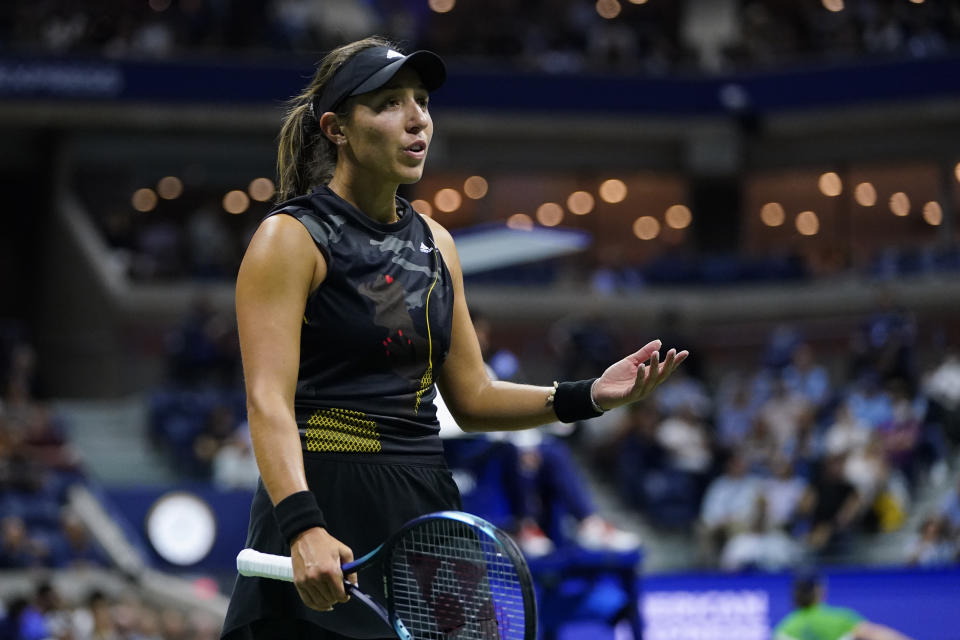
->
xmin=381 ymin=511 xmax=537 ymax=640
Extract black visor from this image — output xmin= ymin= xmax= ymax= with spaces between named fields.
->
xmin=312 ymin=46 xmax=446 ymax=117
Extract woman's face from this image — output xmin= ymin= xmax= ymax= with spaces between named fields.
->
xmin=341 ymin=66 xmax=433 ymax=185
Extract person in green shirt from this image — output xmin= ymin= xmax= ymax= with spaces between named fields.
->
xmin=774 ymin=571 xmax=914 ymax=640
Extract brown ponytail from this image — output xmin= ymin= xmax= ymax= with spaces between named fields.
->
xmin=275 ymin=36 xmax=397 ymax=203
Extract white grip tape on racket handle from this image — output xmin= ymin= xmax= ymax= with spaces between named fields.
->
xmin=237 ymin=548 xmax=294 ymax=582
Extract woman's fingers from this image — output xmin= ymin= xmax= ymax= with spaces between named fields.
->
xmin=628 ymin=339 xmax=662 ymax=368
xmin=670 ymin=350 xmax=689 ymax=374
xmin=642 ymin=349 xmax=659 ymax=394
xmin=339 ymin=543 xmax=356 ymax=599
xmin=296 ymin=578 xmax=334 ymax=611
xmin=631 ymin=347 xmax=688 ymax=399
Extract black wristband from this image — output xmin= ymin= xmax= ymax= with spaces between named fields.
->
xmin=553 ymin=378 xmax=605 ymax=423
xmin=273 ymin=491 xmax=326 ymax=546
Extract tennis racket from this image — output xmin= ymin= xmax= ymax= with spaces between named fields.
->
xmin=236 ymin=510 xmax=537 ymax=640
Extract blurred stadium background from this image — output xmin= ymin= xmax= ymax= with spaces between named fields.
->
xmin=2 ymin=0 xmax=960 ymax=638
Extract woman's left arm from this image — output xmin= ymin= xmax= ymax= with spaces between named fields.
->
xmin=427 ymin=218 xmax=688 ymax=432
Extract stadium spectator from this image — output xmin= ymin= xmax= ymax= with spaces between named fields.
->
xmin=757 ymin=377 xmax=815 ymax=462
xmin=741 ymin=413 xmax=781 ymax=474
xmin=30 ymin=582 xmax=73 ymax=640
xmin=0 ymin=596 xmax=48 ymax=640
xmin=939 ymin=475 xmax=960 ymax=531
xmin=843 ymin=435 xmax=890 ymax=507
xmin=845 ymin=376 xmax=894 ymax=431
xmin=762 ymin=456 xmax=808 ymax=532
xmin=720 ymin=495 xmax=804 ymax=572
xmin=714 ymin=375 xmax=760 ymax=454
xmin=654 ymin=367 xmax=712 ymax=420
xmin=191 ymin=402 xmax=243 ymax=478
xmin=698 ymin=453 xmax=762 ymax=559
xmin=50 ymin=509 xmax=107 ymax=569
xmin=924 ymin=350 xmax=960 ymax=446
xmin=133 ymin=216 xmax=182 ymax=281
xmin=823 ymin=405 xmax=872 ymax=459
xmin=185 ymin=206 xmax=235 ymax=280
xmin=849 ymin=305 xmax=918 ymax=388
xmin=906 ymin=515 xmax=957 ymax=567
xmin=783 ymin=343 xmax=831 ymax=410
xmin=877 ymin=379 xmax=926 ymax=486
xmin=0 ymin=516 xmax=50 ymax=569
xmin=656 ymin=403 xmax=713 ymax=478
xmin=211 ymin=424 xmax=260 ymax=491
xmin=610 ymin=402 xmax=667 ymax=497
xmin=800 ymin=454 xmax=862 ymax=556
xmin=164 ymin=299 xmax=239 ymax=388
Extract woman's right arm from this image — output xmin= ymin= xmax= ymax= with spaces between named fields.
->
xmin=236 ymin=214 xmax=354 ymax=611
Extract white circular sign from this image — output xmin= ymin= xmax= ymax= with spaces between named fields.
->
xmin=145 ymin=492 xmax=217 ymax=566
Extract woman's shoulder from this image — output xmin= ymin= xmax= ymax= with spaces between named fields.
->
xmin=247 ymin=214 xmax=320 ymax=258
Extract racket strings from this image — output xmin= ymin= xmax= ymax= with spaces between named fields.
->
xmin=389 ymin=519 xmax=527 ymax=639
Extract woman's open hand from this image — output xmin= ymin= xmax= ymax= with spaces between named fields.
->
xmin=591 ymin=339 xmax=689 ymax=411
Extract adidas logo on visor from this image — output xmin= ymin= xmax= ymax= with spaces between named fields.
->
xmin=386 ymin=50 xmax=404 ymax=59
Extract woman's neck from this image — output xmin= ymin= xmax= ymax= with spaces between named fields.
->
xmin=328 ymin=169 xmax=399 ymax=224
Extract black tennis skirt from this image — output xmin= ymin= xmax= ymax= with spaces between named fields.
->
xmin=221 ymin=451 xmax=462 ymax=640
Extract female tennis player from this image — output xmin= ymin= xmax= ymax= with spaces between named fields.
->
xmin=221 ymin=36 xmax=688 ymax=640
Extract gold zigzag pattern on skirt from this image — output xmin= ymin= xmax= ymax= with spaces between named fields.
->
xmin=304 ymin=407 xmax=381 ymax=453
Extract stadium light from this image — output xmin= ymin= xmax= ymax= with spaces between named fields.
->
xmin=665 ymin=205 xmax=692 ymax=230
xmin=599 ymin=179 xmax=627 ymax=204
xmin=536 ymin=203 xmax=564 ymax=227
xmin=223 ymin=190 xmax=250 ymax=215
xmin=854 ymin=182 xmax=877 ymax=206
xmin=761 ymin=202 xmax=785 ymax=227
xmin=411 ymin=199 xmax=433 ymax=217
xmin=890 ymin=192 xmax=910 ymax=217
xmin=596 ymin=0 xmax=621 ymax=19
xmin=567 ymin=191 xmax=595 ymax=215
xmin=463 ymin=176 xmax=488 ymax=200
xmin=922 ymin=202 xmax=942 ymax=226
xmin=156 ymin=176 xmax=183 ymax=200
xmin=506 ymin=213 xmax=534 ymax=231
xmin=818 ymin=172 xmax=842 ymax=197
xmin=434 ymin=188 xmax=462 ymax=213
xmin=633 ymin=216 xmax=660 ymax=240
xmin=248 ymin=178 xmax=275 ymax=202
xmin=428 ymin=0 xmax=455 ymax=13
xmin=796 ymin=211 xmax=819 ymax=236
xmin=132 ymin=188 xmax=158 ymax=212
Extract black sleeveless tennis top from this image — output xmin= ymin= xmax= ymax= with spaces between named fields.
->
xmin=267 ymin=186 xmax=454 ymax=457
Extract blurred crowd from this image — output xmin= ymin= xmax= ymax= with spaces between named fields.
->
xmin=148 ymin=300 xmax=255 ymax=490
xmin=1 ymin=582 xmax=219 ymax=640
xmin=0 ymin=325 xmax=101 ymax=573
xmin=0 ymin=324 xmax=224 ymax=640
xmin=573 ymin=311 xmax=960 ymax=570
xmin=1 ymin=0 xmax=957 ymax=74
